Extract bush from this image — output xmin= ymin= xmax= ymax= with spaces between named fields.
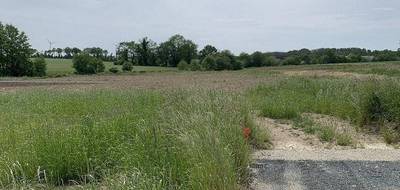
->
xmin=114 ymin=59 xmax=126 ymax=65
xmin=318 ymin=126 xmax=336 ymax=142
xmin=215 ymin=55 xmax=231 ymax=71
xmin=122 ymin=62 xmax=133 ymax=72
xmin=190 ymin=59 xmax=202 ymax=71
xmin=109 ymin=67 xmax=119 ymax=73
xmin=231 ymin=60 xmax=243 ymax=70
xmin=177 ymin=60 xmax=189 ymax=70
xmin=73 ymin=54 xmax=105 ymax=74
xmin=30 ymin=57 xmax=47 ymax=77
xmin=201 ymin=55 xmax=216 ymax=71
xmin=336 ymin=133 xmax=353 ymax=146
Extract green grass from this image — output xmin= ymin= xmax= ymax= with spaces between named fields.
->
xmin=44 ymin=58 xmax=176 ymax=76
xmin=3 ymin=60 xmax=400 ymax=188
xmin=249 ymin=77 xmax=400 ymax=144
xmin=0 ymin=89 xmax=267 ymax=189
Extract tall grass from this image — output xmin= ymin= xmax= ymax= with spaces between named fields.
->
xmin=249 ymin=77 xmax=400 ymax=143
xmin=0 ymin=90 xmax=265 ymax=189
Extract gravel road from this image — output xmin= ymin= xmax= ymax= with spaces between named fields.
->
xmin=252 ymin=117 xmax=400 ymax=190
xmin=252 ymin=158 xmax=400 ymax=190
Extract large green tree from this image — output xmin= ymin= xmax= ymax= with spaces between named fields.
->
xmin=0 ymin=22 xmax=37 ymax=76
xmin=199 ymin=45 xmax=218 ymax=60
xmin=136 ymin=37 xmax=157 ymax=66
xmin=157 ymin=35 xmax=197 ymax=67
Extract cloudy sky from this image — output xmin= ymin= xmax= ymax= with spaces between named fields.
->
xmin=1 ymin=0 xmax=399 ymax=54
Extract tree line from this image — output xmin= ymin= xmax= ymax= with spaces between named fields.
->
xmin=38 ymin=47 xmax=114 ymax=61
xmin=115 ymin=36 xmax=400 ymax=71
xmin=2 ymin=22 xmax=400 ymax=76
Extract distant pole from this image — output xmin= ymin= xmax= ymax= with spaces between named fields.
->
xmin=47 ymin=39 xmax=55 ymax=50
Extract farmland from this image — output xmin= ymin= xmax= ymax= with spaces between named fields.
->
xmin=44 ymin=58 xmax=177 ymax=76
xmin=1 ymin=61 xmax=400 ymax=189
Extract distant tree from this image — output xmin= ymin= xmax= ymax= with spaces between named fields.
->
xmin=73 ymin=54 xmax=105 ymax=74
xmin=199 ymin=45 xmax=218 ymax=60
xmin=282 ymin=56 xmax=301 ymax=65
xmin=214 ymin=54 xmax=231 ymax=71
xmin=157 ymin=34 xmax=197 ymax=67
xmin=64 ymin=47 xmax=72 ymax=58
xmin=102 ymin=50 xmax=108 ymax=59
xmin=116 ymin=41 xmax=136 ymax=63
xmin=250 ymin=51 xmax=266 ymax=67
xmin=238 ymin=53 xmax=251 ymax=67
xmin=84 ymin=47 xmax=104 ymax=59
xmin=201 ymin=55 xmax=216 ymax=71
xmin=56 ymin=48 xmax=63 ymax=58
xmin=136 ymin=37 xmax=157 ymax=66
xmin=0 ymin=22 xmax=36 ymax=76
xmin=71 ymin=47 xmax=82 ymax=57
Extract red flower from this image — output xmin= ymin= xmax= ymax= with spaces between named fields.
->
xmin=243 ymin=127 xmax=251 ymax=140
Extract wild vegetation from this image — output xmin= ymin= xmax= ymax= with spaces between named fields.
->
xmin=0 ymin=90 xmax=267 ymax=189
xmin=248 ymin=77 xmax=400 ymax=144
xmin=1 ymin=21 xmax=400 ymax=189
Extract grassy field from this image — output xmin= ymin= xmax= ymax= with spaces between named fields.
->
xmin=0 ymin=90 xmax=267 ymax=189
xmin=44 ymin=58 xmax=177 ymax=76
xmin=1 ymin=61 xmax=400 ymax=189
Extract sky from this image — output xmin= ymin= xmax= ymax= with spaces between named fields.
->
xmin=1 ymin=0 xmax=399 ymax=54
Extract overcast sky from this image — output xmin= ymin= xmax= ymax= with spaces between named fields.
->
xmin=1 ymin=0 xmax=399 ymax=54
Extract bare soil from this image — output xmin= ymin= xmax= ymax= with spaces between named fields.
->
xmin=0 ymin=71 xmax=277 ymax=92
xmin=282 ymin=70 xmax=385 ymax=80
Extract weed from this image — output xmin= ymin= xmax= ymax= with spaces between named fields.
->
xmin=336 ymin=133 xmax=354 ymax=146
xmin=318 ymin=127 xmax=336 ymax=142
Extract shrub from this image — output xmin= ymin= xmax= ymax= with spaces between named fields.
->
xmin=30 ymin=57 xmax=47 ymax=77
xmin=122 ymin=62 xmax=133 ymax=72
xmin=381 ymin=126 xmax=400 ymax=144
xmin=73 ymin=54 xmax=105 ymax=74
xmin=231 ymin=60 xmax=243 ymax=70
xmin=293 ymin=116 xmax=314 ymax=129
xmin=177 ymin=60 xmax=189 ymax=70
xmin=190 ymin=59 xmax=202 ymax=71
xmin=336 ymin=133 xmax=353 ymax=146
xmin=215 ymin=55 xmax=231 ymax=71
xmin=109 ymin=67 xmax=119 ymax=73
xmin=201 ymin=55 xmax=216 ymax=71
xmin=114 ymin=59 xmax=126 ymax=65
xmin=318 ymin=126 xmax=335 ymax=142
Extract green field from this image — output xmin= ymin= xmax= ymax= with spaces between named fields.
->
xmin=45 ymin=58 xmax=177 ymax=76
xmin=1 ymin=61 xmax=400 ymax=189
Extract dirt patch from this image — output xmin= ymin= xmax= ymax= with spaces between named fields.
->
xmin=0 ymin=71 xmax=277 ymax=92
xmin=256 ymin=117 xmax=324 ymax=152
xmin=282 ymin=70 xmax=384 ymax=80
xmin=304 ymin=113 xmax=393 ymax=150
xmin=253 ymin=114 xmax=393 ymax=160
